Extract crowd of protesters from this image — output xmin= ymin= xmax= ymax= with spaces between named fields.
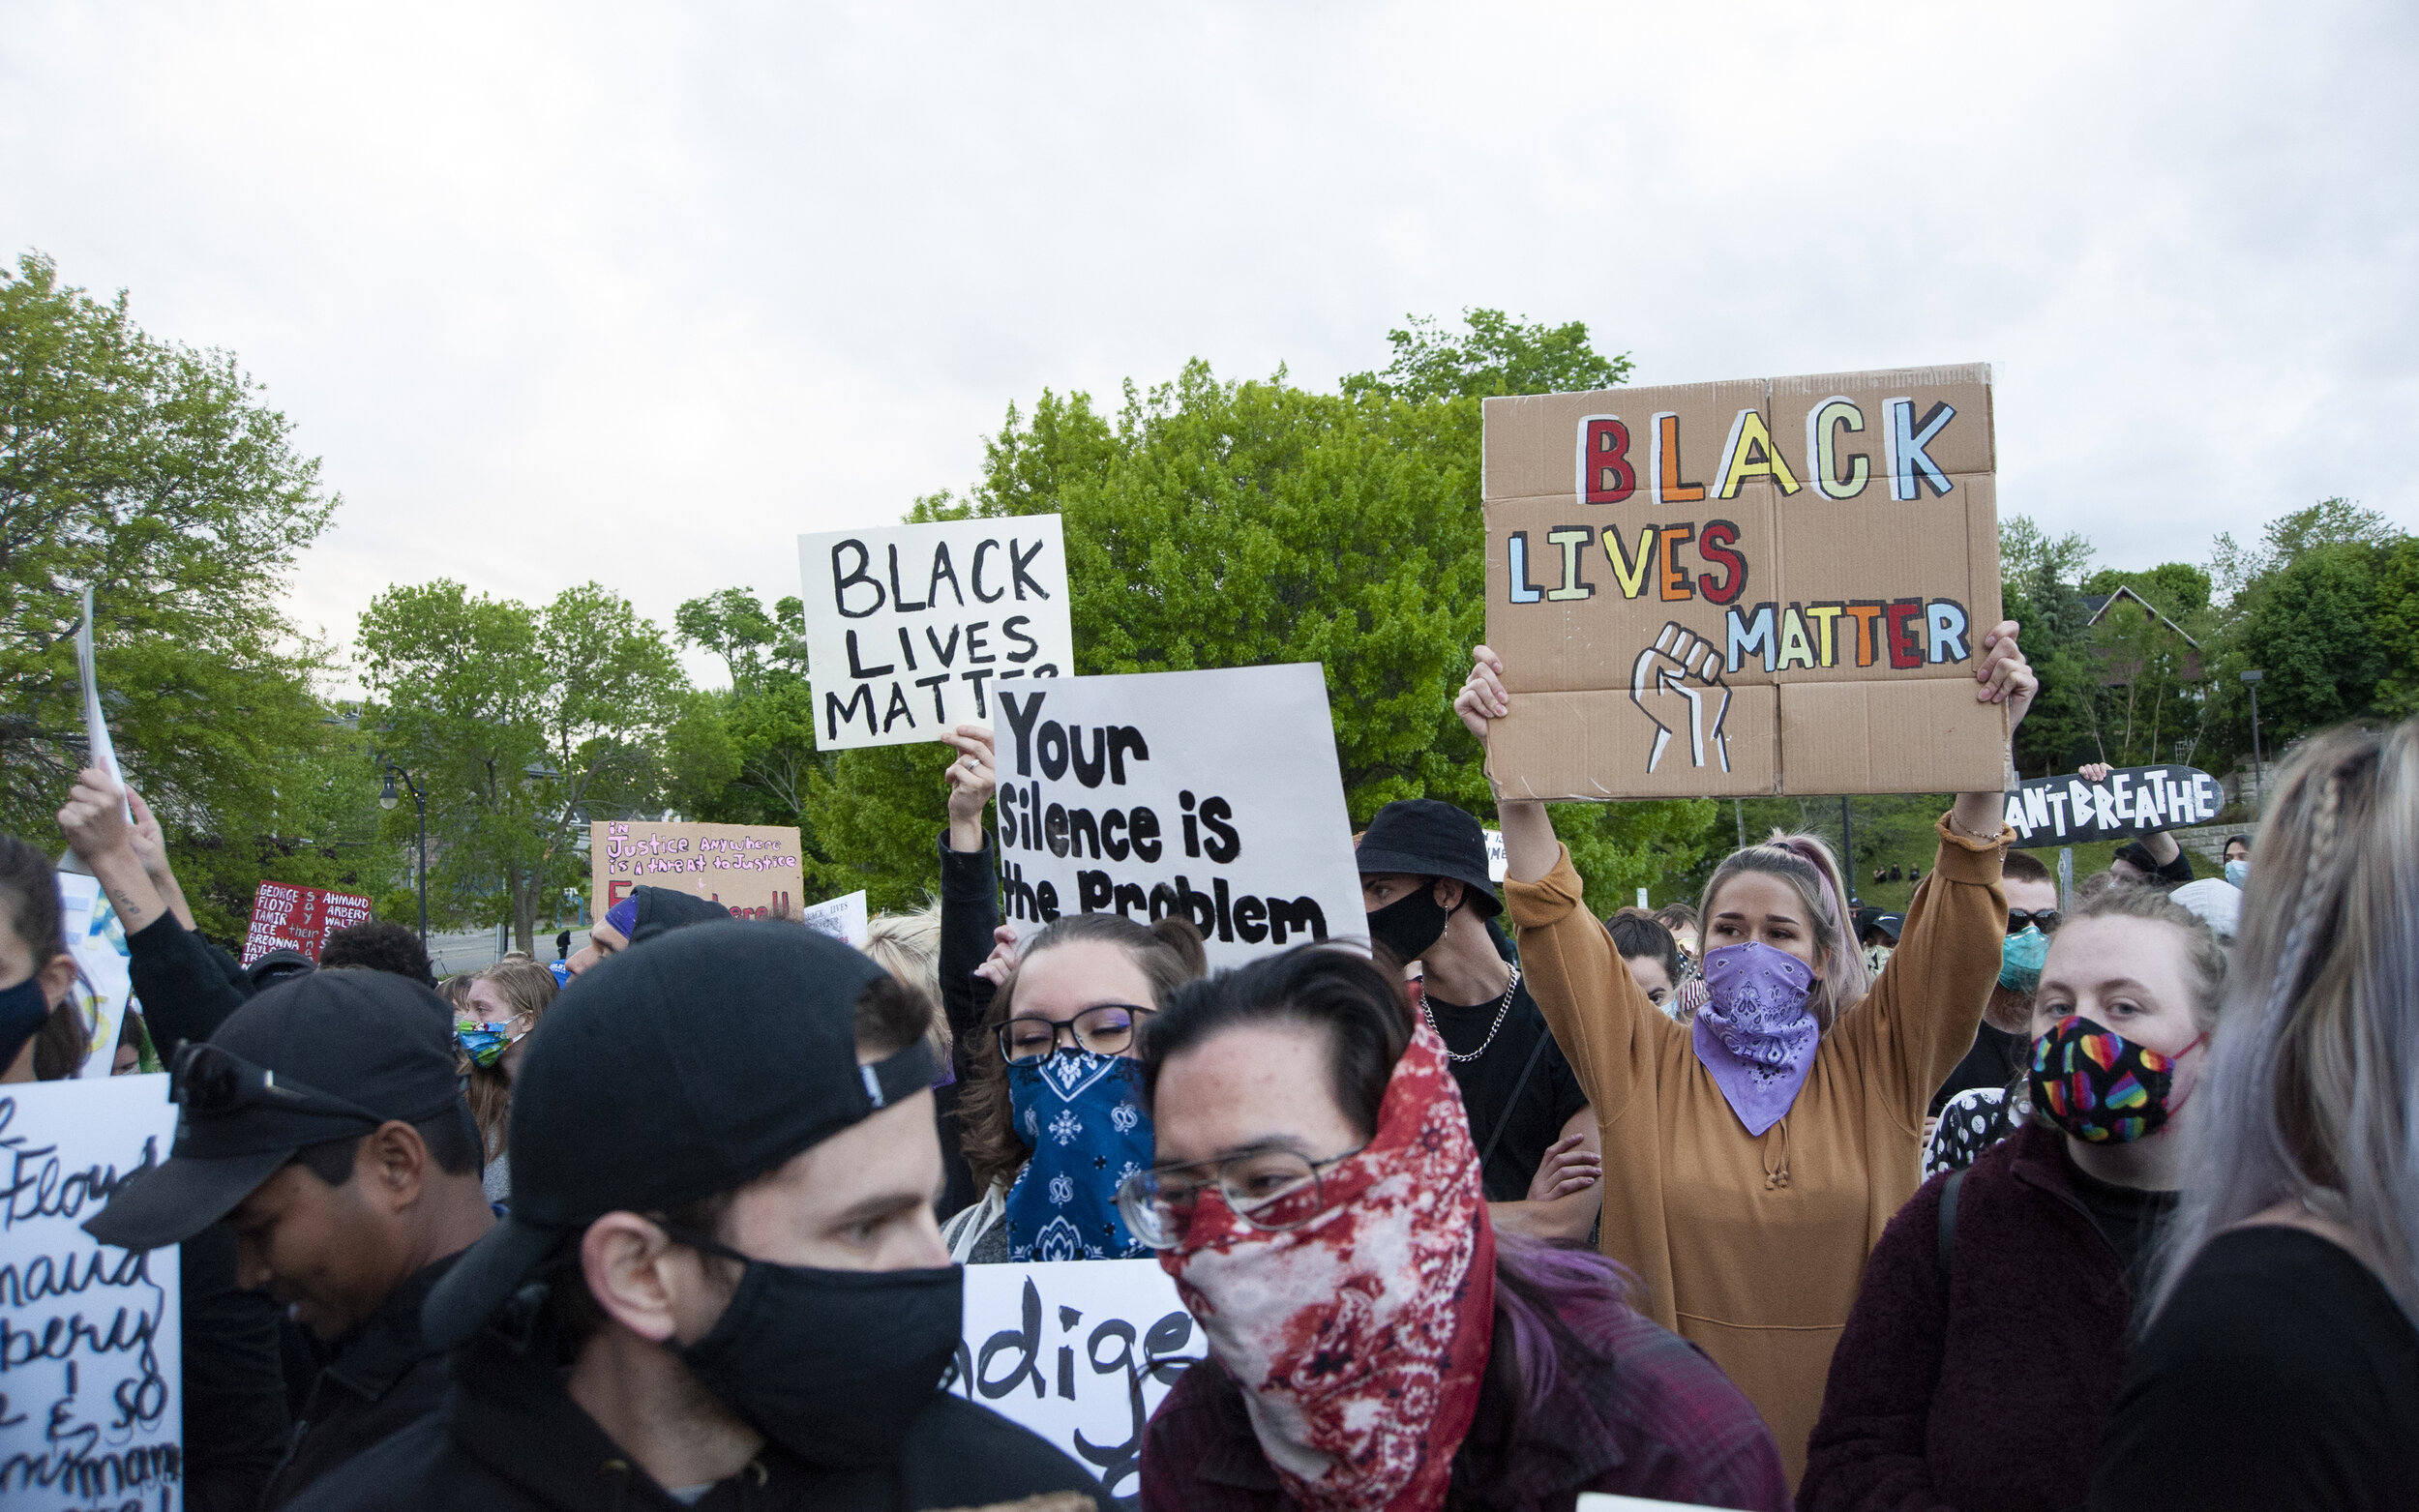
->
xmin=3 ymin=614 xmax=2412 ymax=1511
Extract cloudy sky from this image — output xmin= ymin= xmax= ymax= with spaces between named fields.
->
xmin=5 ymin=2 xmax=2413 ymax=688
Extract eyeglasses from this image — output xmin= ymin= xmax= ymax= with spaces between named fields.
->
xmin=2008 ymin=909 xmax=2061 ymax=934
xmin=997 ymin=1004 xmax=1153 ymax=1066
xmin=1116 ymin=1143 xmax=1366 ymax=1250
xmin=169 ymin=1042 xmax=385 ymax=1126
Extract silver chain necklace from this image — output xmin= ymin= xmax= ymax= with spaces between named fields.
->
xmin=1423 ymin=965 xmax=1522 ymax=1063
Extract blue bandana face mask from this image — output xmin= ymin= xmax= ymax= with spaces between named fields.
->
xmin=1004 ymin=1052 xmax=1154 ymax=1262
xmin=1999 ymin=927 xmax=2049 ymax=994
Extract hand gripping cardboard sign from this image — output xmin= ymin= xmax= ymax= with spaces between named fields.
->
xmin=1482 ymin=365 xmax=2007 ymax=800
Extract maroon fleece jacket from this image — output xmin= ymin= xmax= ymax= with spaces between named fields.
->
xmin=1799 ymin=1122 xmax=2145 ymax=1512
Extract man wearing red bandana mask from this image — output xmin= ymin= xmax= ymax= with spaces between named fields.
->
xmin=1123 ymin=947 xmax=1786 ymax=1511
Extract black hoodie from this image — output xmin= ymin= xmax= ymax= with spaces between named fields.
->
xmin=280 ymin=1323 xmax=1109 ymax=1512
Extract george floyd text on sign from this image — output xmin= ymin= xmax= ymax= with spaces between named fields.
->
xmin=239 ymin=880 xmax=374 ymax=965
xmin=992 ymin=665 xmax=1364 ymax=968
xmin=589 ymin=820 xmax=805 ymax=918
xmin=799 ymin=516 xmax=1075 ymax=751
xmin=0 ymin=1074 xmax=182 ymax=1506
xmin=2003 ymin=765 xmax=2223 ymax=848
xmin=948 ymin=1260 xmax=1195 ymax=1502
xmin=1482 ymin=365 xmax=2006 ymax=800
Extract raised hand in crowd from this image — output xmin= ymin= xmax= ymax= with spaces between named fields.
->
xmin=2079 ymin=760 xmax=2194 ymax=883
xmin=942 ymin=722 xmax=998 ymax=855
xmin=56 ymin=766 xmax=173 ymax=935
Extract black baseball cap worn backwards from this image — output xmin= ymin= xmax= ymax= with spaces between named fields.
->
xmin=1356 ymin=798 xmax=1502 ymax=918
xmin=82 ymin=970 xmax=465 ymax=1252
xmin=421 ymin=919 xmax=936 ymax=1350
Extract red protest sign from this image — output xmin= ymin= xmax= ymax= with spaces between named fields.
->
xmin=240 ymin=880 xmax=375 ymax=965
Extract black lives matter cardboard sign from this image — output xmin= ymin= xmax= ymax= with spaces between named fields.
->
xmin=992 ymin=665 xmax=1363 ymax=969
xmin=799 ymin=517 xmax=1075 ymax=750
xmin=1482 ymin=365 xmax=2006 ymax=799
xmin=2004 ymin=765 xmax=2223 ymax=848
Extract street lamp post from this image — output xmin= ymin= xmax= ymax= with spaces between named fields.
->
xmin=380 ymin=765 xmax=428 ymax=947
xmin=2240 ymin=670 xmax=2266 ymax=811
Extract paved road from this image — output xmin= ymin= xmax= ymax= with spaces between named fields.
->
xmin=423 ymin=924 xmax=590 ymax=980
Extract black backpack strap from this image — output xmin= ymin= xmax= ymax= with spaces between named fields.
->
xmin=1478 ymin=1031 xmax=1556 ymax=1191
xmin=1936 ymin=1167 xmax=1968 ymax=1281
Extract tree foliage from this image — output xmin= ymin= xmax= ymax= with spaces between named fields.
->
xmin=0 ymin=252 xmax=381 ymax=934
xmin=358 ymin=579 xmax=687 ymax=950
xmin=676 ymin=311 xmax=1719 ymax=912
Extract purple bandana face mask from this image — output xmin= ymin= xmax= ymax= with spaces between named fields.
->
xmin=1691 ymin=941 xmax=1819 ymax=1136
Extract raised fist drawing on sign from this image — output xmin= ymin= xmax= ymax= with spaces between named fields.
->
xmin=1631 ymin=622 xmax=1732 ymax=774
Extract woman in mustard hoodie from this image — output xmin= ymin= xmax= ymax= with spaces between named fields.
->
xmin=1454 ymin=620 xmax=2035 ymax=1486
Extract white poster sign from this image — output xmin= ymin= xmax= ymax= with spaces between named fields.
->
xmin=947 ymin=1259 xmax=1196 ymax=1501
xmin=57 ymin=873 xmax=134 ymax=1080
xmin=993 ymin=665 xmax=1364 ymax=969
xmin=798 ymin=889 xmax=870 ymax=948
xmin=0 ymin=1074 xmax=183 ymax=1504
xmin=799 ymin=516 xmax=1074 ymax=751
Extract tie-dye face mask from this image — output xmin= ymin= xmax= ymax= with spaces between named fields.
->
xmin=454 ymin=1019 xmax=523 ymax=1069
xmin=2028 ymin=1015 xmax=2205 ymax=1143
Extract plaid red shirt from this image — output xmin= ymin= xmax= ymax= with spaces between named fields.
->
xmin=1137 ymin=1281 xmax=1788 ymax=1511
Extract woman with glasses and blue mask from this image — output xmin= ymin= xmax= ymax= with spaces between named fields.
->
xmin=941 ymin=911 xmax=1204 ymax=1263
xmin=1122 ymin=945 xmax=1787 ymax=1512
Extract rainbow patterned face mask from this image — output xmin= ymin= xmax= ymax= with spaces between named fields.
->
xmin=454 ymin=1019 xmax=522 ymax=1069
xmin=2028 ymin=1015 xmax=2203 ymax=1143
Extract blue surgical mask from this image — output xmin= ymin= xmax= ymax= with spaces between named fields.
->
xmin=2224 ymin=859 xmax=2249 ymax=888
xmin=1999 ymin=926 xmax=2049 ymax=994
xmin=1004 ymin=1052 xmax=1154 ymax=1261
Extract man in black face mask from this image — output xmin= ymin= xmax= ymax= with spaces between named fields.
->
xmin=1359 ymin=798 xmax=1601 ymax=1242
xmin=284 ymin=920 xmax=1107 ymax=1512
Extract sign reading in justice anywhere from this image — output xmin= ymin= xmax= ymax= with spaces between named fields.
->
xmin=589 ymin=820 xmax=805 ymax=917
xmin=0 ymin=1074 xmax=183 ymax=1505
xmin=798 ymin=516 xmax=1075 ymax=751
xmin=993 ymin=664 xmax=1364 ymax=968
xmin=2003 ymin=765 xmax=2224 ymax=847
xmin=239 ymin=880 xmax=374 ymax=965
xmin=1482 ymin=365 xmax=2006 ymax=800
xmin=949 ymin=1260 xmax=1194 ymax=1502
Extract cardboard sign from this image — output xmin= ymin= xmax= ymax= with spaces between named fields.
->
xmin=2004 ymin=765 xmax=2223 ymax=848
xmin=947 ymin=1260 xmax=1195 ymax=1501
xmin=799 ymin=889 xmax=870 ymax=947
xmin=590 ymin=819 xmax=805 ymax=918
xmin=993 ymin=666 xmax=1364 ymax=968
xmin=239 ymin=880 xmax=374 ymax=965
xmin=57 ymin=873 xmax=134 ymax=1080
xmin=799 ymin=517 xmax=1075 ymax=751
xmin=1481 ymin=365 xmax=2006 ymax=799
xmin=0 ymin=1074 xmax=184 ymax=1500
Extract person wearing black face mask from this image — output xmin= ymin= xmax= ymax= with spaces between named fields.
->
xmin=281 ymin=920 xmax=1107 ymax=1512
xmin=1358 ymin=799 xmax=1599 ymax=1242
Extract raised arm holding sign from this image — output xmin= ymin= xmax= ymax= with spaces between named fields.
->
xmin=1456 ymin=536 xmax=2036 ymax=1482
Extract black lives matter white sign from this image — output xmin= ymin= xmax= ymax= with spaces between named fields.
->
xmin=799 ymin=516 xmax=1076 ymax=750
xmin=993 ymin=664 xmax=1364 ymax=968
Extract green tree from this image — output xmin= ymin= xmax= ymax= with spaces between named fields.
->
xmin=2000 ymin=516 xmax=2099 ymax=776
xmin=2200 ymin=500 xmax=2414 ymax=765
xmin=0 ymin=252 xmax=360 ymax=936
xmin=358 ymin=579 xmax=687 ymax=952
xmin=763 ymin=310 xmax=1720 ymax=910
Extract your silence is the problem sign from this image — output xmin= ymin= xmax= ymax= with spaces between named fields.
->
xmin=798 ymin=516 xmax=1075 ymax=750
xmin=991 ymin=665 xmax=1365 ymax=969
xmin=1482 ymin=365 xmax=2007 ymax=800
